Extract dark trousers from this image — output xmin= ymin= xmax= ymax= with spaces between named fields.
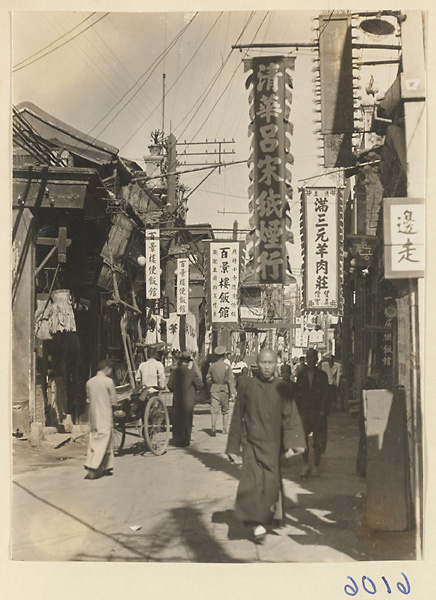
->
xmin=301 ymin=409 xmax=328 ymax=467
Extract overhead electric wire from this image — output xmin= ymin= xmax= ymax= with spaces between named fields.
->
xmin=175 ymin=12 xmax=255 ymax=138
xmin=13 ymin=12 xmax=97 ymax=69
xmin=47 ymin=12 xmax=156 ymax=130
xmin=13 ymin=13 xmax=109 ymax=72
xmin=183 ymin=12 xmax=270 ymax=149
xmin=89 ymin=12 xmax=198 ymax=140
xmin=119 ymin=12 xmax=223 ymax=152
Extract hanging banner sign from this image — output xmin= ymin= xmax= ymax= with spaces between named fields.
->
xmin=205 ymin=241 xmax=241 ymax=326
xmin=317 ymin=12 xmax=354 ymax=168
xmin=145 ymin=229 xmax=160 ymax=299
xmin=383 ymin=198 xmax=424 ymax=279
xmin=177 ymin=258 xmax=189 ymax=314
xmin=301 ymin=187 xmax=344 ymax=314
xmin=244 ymin=55 xmax=295 ymax=284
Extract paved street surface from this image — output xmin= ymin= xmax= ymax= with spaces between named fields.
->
xmin=12 ymin=405 xmax=415 ymax=562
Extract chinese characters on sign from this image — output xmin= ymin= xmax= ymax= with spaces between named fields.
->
xmin=177 ymin=258 xmax=189 ymax=315
xmin=145 ymin=229 xmax=160 ymax=300
xmin=383 ymin=198 xmax=424 ymax=278
xmin=208 ymin=242 xmax=240 ymax=325
xmin=244 ymin=56 xmax=295 ymax=283
xmin=301 ymin=187 xmax=343 ymax=313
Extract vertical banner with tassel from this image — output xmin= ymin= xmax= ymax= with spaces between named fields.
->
xmin=300 ymin=186 xmax=344 ymax=314
xmin=244 ymin=56 xmax=295 ymax=284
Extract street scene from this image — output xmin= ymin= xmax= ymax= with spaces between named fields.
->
xmin=11 ymin=9 xmax=425 ymax=565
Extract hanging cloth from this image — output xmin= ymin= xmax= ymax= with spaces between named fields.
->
xmin=49 ymin=289 xmax=76 ymax=333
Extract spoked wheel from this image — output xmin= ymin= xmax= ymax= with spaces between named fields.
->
xmin=112 ymin=421 xmax=126 ymax=455
xmin=143 ymin=396 xmax=170 ymax=456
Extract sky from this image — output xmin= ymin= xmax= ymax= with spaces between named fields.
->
xmin=12 ymin=10 xmax=400 ymax=279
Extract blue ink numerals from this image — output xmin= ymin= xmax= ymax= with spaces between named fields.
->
xmin=345 ymin=573 xmax=410 ymax=596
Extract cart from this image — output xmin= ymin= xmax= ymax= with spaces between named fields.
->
xmin=112 ymin=384 xmax=170 ymax=456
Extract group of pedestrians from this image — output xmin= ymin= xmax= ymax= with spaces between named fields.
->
xmin=82 ymin=344 xmax=332 ymax=547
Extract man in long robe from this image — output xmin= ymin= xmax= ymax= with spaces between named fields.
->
xmin=168 ymin=352 xmax=203 ymax=447
xmin=84 ymin=359 xmax=118 ymax=480
xmin=226 ymin=349 xmax=305 ymax=543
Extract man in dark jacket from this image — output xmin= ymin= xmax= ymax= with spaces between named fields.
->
xmin=168 ymin=351 xmax=203 ymax=447
xmin=296 ymin=348 xmax=329 ymax=478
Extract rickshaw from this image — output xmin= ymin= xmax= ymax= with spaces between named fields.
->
xmin=112 ymin=384 xmax=170 ymax=456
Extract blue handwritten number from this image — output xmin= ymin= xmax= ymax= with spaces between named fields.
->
xmin=397 ymin=573 xmax=411 ymax=595
xmin=362 ymin=576 xmax=376 ymax=595
xmin=344 ymin=576 xmax=358 ymax=596
xmin=381 ymin=576 xmax=392 ymax=594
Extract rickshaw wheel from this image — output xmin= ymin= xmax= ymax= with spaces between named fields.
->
xmin=113 ymin=421 xmax=126 ymax=455
xmin=143 ymin=397 xmax=170 ymax=456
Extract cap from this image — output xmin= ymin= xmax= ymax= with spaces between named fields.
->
xmin=214 ymin=345 xmax=227 ymax=356
xmin=180 ymin=351 xmax=192 ymax=361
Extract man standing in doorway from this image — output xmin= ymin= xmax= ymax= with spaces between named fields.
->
xmin=226 ymin=349 xmax=305 ymax=543
xmin=206 ymin=345 xmax=235 ymax=436
xmin=84 ymin=359 xmax=118 ymax=480
xmin=296 ymin=348 xmax=329 ymax=478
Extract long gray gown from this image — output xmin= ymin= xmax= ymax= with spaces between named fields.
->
xmin=226 ymin=375 xmax=305 ymax=525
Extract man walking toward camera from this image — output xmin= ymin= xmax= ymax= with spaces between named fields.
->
xmin=84 ymin=359 xmax=119 ymax=480
xmin=226 ymin=348 xmax=305 ymax=543
xmin=296 ymin=348 xmax=329 ymax=478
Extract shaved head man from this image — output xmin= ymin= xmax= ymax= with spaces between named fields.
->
xmin=226 ymin=347 xmax=306 ymax=544
xmin=257 ymin=348 xmax=277 ymax=381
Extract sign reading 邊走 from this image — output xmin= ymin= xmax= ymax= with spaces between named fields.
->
xmin=145 ymin=229 xmax=160 ymax=299
xmin=301 ymin=187 xmax=344 ymax=314
xmin=244 ymin=55 xmax=295 ymax=284
xmin=177 ymin=258 xmax=189 ymax=314
xmin=205 ymin=241 xmax=240 ymax=326
xmin=383 ymin=198 xmax=424 ymax=279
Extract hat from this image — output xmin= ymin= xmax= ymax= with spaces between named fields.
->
xmin=214 ymin=345 xmax=227 ymax=356
xmin=180 ymin=351 xmax=192 ymax=361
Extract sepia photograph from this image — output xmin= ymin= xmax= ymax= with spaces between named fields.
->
xmin=10 ymin=7 xmax=425 ymax=572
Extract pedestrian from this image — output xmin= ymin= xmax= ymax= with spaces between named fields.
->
xmin=293 ymin=356 xmax=306 ymax=381
xmin=280 ymin=363 xmax=296 ymax=396
xmin=135 ymin=346 xmax=166 ymax=396
xmin=321 ymin=355 xmax=341 ymax=411
xmin=206 ymin=345 xmax=235 ymax=436
xmin=84 ymin=359 xmax=119 ymax=480
xmin=236 ymin=366 xmax=250 ymax=390
xmin=226 ymin=349 xmax=305 ymax=544
xmin=224 ymin=351 xmax=232 ymax=367
xmin=296 ymin=348 xmax=329 ymax=478
xmin=167 ymin=351 xmax=203 ymax=447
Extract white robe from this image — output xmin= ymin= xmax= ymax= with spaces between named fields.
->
xmin=85 ymin=372 xmax=118 ymax=472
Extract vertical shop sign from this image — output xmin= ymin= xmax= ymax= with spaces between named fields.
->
xmin=177 ymin=258 xmax=189 ymax=314
xmin=205 ymin=241 xmax=240 ymax=326
xmin=384 ymin=198 xmax=425 ymax=278
xmin=244 ymin=55 xmax=295 ymax=283
xmin=145 ymin=229 xmax=160 ymax=299
xmin=301 ymin=187 xmax=344 ymax=314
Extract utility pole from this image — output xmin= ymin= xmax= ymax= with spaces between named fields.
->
xmin=163 ymin=132 xmax=178 ymax=315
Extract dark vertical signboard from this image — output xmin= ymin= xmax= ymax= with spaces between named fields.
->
xmin=244 ymin=56 xmax=295 ymax=284
xmin=318 ymin=12 xmax=354 ymax=167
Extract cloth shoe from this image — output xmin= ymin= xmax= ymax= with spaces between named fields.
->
xmin=210 ymin=427 xmax=216 ymax=437
xmin=253 ymin=524 xmax=267 ymax=544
